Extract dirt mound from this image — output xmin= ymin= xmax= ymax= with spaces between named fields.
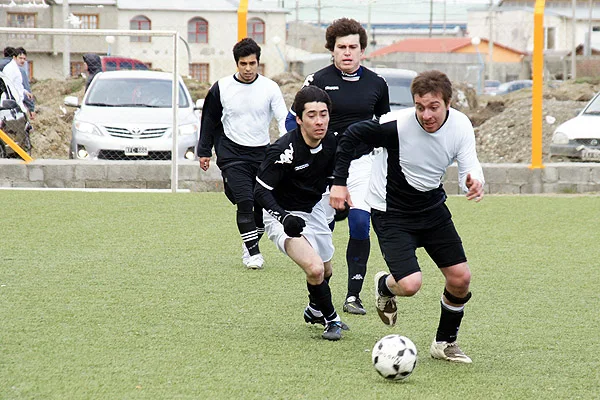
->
xmin=25 ymin=74 xmax=598 ymax=163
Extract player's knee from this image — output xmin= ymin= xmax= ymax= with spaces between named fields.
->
xmin=394 ymin=273 xmax=422 ymax=296
xmin=348 ymin=209 xmax=370 ymax=240
xmin=305 ymin=262 xmax=325 ymax=282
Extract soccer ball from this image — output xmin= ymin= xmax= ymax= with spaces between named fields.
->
xmin=372 ymin=334 xmax=418 ymax=381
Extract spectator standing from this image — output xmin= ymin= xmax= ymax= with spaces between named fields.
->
xmin=330 ymin=70 xmax=484 ymax=363
xmin=3 ymin=47 xmax=34 ymax=117
xmin=285 ymin=18 xmax=390 ymax=316
xmin=255 ymin=86 xmax=349 ymax=340
xmin=83 ymin=53 xmax=102 ymax=93
xmin=197 ymin=38 xmax=287 ymax=270
xmin=0 ymin=47 xmax=15 ymax=70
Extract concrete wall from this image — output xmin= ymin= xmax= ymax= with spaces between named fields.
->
xmin=1 ymin=159 xmax=600 ymax=194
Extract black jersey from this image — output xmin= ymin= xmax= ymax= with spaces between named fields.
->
xmin=254 ymin=128 xmax=337 ymax=219
xmin=294 ymin=65 xmax=390 ymax=135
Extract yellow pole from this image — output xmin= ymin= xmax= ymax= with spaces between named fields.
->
xmin=530 ymin=0 xmax=545 ymax=169
xmin=0 ymin=128 xmax=33 ymax=163
xmin=238 ymin=0 xmax=248 ymax=41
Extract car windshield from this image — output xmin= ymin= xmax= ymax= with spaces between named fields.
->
xmin=86 ymin=78 xmax=189 ymax=108
xmin=386 ymin=77 xmax=414 ymax=106
xmin=583 ymin=95 xmax=600 ymax=115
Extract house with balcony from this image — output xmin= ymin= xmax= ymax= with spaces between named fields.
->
xmin=0 ymin=0 xmax=288 ymax=81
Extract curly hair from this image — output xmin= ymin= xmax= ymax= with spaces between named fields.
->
xmin=410 ymin=70 xmax=453 ymax=105
xmin=324 ymin=18 xmax=367 ymax=51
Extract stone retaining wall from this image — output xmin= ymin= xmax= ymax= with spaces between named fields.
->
xmin=1 ymin=159 xmax=599 ymax=194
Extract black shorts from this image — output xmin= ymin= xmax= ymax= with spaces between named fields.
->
xmin=371 ymin=204 xmax=467 ymax=282
xmin=221 ymin=162 xmax=260 ymax=205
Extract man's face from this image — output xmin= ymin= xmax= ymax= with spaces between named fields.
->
xmin=296 ymin=101 xmax=329 ymax=144
xmin=414 ymin=92 xmax=450 ymax=133
xmin=236 ymin=54 xmax=259 ymax=83
xmin=332 ymin=34 xmax=363 ymax=74
xmin=14 ymin=53 xmax=26 ymax=67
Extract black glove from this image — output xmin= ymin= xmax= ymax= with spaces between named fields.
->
xmin=282 ymin=214 xmax=305 ymax=237
xmin=334 ymin=202 xmax=350 ymax=222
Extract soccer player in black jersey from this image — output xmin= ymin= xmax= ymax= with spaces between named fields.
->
xmin=285 ymin=18 xmax=390 ymax=316
xmin=255 ymin=86 xmax=348 ymax=341
xmin=197 ymin=38 xmax=287 ymax=270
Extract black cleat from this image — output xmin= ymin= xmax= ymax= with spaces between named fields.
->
xmin=343 ymin=296 xmax=367 ymax=315
xmin=304 ymin=307 xmax=349 ymax=330
xmin=322 ymin=321 xmax=344 ymax=341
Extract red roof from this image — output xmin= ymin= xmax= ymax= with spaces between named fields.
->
xmin=368 ymin=38 xmax=474 ymax=58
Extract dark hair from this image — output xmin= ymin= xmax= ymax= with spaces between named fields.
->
xmin=14 ymin=47 xmax=27 ymax=57
xmin=233 ymin=38 xmax=261 ymax=63
xmin=293 ymin=86 xmax=332 ymax=120
xmin=410 ymin=70 xmax=453 ymax=105
xmin=325 ymin=18 xmax=368 ymax=51
xmin=3 ymin=46 xmax=15 ymax=57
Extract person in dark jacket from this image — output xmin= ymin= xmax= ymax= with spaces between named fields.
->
xmin=0 ymin=47 xmax=15 ymax=70
xmin=83 ymin=53 xmax=102 ymax=92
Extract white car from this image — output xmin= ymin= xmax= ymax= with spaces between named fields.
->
xmin=64 ymin=70 xmax=201 ymax=160
xmin=550 ymin=91 xmax=600 ymax=161
xmin=371 ymin=67 xmax=418 ymax=110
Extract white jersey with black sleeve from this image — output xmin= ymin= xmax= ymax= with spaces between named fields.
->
xmin=197 ymin=74 xmax=287 ymax=169
xmin=333 ymin=107 xmax=485 ymax=213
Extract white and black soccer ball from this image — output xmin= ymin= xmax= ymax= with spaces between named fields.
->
xmin=372 ymin=334 xmax=418 ymax=381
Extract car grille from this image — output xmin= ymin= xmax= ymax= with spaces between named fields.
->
xmin=574 ymin=139 xmax=600 ymax=147
xmin=98 ymin=150 xmax=172 ymax=161
xmin=104 ymin=126 xmax=167 ymax=139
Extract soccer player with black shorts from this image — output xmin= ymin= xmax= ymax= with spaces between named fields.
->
xmin=331 ymin=70 xmax=485 ymax=362
xmin=197 ymin=38 xmax=287 ymax=270
xmin=285 ymin=18 xmax=390 ymax=316
xmin=255 ymin=86 xmax=348 ymax=341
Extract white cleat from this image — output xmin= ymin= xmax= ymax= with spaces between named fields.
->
xmin=430 ymin=340 xmax=472 ymax=364
xmin=244 ymin=253 xmax=264 ymax=270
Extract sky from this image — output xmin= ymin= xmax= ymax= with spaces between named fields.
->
xmin=257 ymin=0 xmax=496 ymax=24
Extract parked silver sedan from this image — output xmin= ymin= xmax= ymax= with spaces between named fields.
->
xmin=64 ymin=70 xmax=200 ymax=160
xmin=550 ymin=91 xmax=600 ymax=161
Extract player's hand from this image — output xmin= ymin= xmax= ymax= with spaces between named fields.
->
xmin=465 ymin=173 xmax=484 ymax=202
xmin=282 ymin=214 xmax=305 ymax=237
xmin=330 ymin=185 xmax=353 ymax=210
xmin=334 ymin=201 xmax=350 ymax=221
xmin=199 ymin=157 xmax=211 ymax=171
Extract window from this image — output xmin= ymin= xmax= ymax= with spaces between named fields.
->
xmin=190 ymin=63 xmax=209 ymax=82
xmin=130 ymin=15 xmax=151 ymax=42
xmin=247 ymin=18 xmax=265 ymax=44
xmin=74 ymin=14 xmax=99 ymax=29
xmin=7 ymin=12 xmax=36 ymax=39
xmin=188 ymin=17 xmax=208 ymax=44
xmin=71 ymin=61 xmax=85 ymax=77
xmin=544 ymin=26 xmax=556 ymax=50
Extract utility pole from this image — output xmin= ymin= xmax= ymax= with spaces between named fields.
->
xmin=585 ymin=0 xmax=593 ymax=56
xmin=317 ymin=0 xmax=321 ymax=26
xmin=429 ymin=0 xmax=433 ymax=38
xmin=487 ymin=0 xmax=495 ymax=80
xmin=62 ymin=0 xmax=70 ymax=78
xmin=571 ymin=0 xmax=577 ymax=79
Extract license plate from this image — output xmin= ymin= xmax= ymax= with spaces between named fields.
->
xmin=124 ymin=146 xmax=148 ymax=156
xmin=581 ymin=148 xmax=600 ymax=161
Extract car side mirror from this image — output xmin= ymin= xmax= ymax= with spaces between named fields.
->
xmin=64 ymin=96 xmax=79 ymax=107
xmin=195 ymin=98 xmax=204 ymax=111
xmin=0 ymin=99 xmax=18 ymax=110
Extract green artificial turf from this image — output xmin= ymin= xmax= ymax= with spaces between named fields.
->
xmin=0 ymin=191 xmax=598 ymax=399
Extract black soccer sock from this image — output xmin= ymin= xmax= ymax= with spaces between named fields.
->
xmin=435 ymin=299 xmax=465 ymax=343
xmin=346 ymin=238 xmax=370 ymax=299
xmin=237 ymin=201 xmax=260 ymax=256
xmin=309 ymin=275 xmax=331 ymax=310
xmin=253 ymin=201 xmax=265 ymax=241
xmin=378 ymin=273 xmax=395 ymax=297
xmin=307 ymin=281 xmax=337 ymax=322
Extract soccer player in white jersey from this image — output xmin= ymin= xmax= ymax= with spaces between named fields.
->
xmin=197 ymin=38 xmax=287 ymax=270
xmin=330 ymin=70 xmax=484 ymax=363
xmin=255 ymin=86 xmax=349 ymax=340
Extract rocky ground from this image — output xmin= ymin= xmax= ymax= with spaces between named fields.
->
xmin=26 ymin=73 xmax=600 ymax=163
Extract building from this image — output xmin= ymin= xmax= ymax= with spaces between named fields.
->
xmin=0 ymin=0 xmax=288 ymax=81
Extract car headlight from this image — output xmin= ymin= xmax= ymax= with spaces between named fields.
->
xmin=178 ymin=123 xmax=198 ymax=136
xmin=551 ymin=131 xmax=569 ymax=145
xmin=74 ymin=121 xmax=101 ymax=136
